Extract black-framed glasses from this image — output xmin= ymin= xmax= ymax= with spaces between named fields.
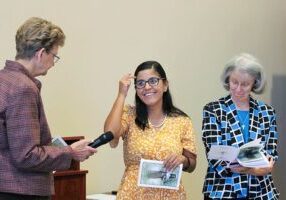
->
xmin=50 ymin=52 xmax=60 ymax=63
xmin=135 ymin=77 xmax=164 ymax=89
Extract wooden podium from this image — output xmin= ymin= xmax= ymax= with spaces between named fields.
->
xmin=52 ymin=136 xmax=88 ymax=200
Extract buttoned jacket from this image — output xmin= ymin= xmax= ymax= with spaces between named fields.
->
xmin=0 ymin=61 xmax=73 ymax=196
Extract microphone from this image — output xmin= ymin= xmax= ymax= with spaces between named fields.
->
xmin=88 ymin=131 xmax=114 ymax=148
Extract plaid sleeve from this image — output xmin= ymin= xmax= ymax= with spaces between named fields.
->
xmin=264 ymin=107 xmax=279 ymax=161
xmin=202 ymin=103 xmax=229 ymax=177
xmin=6 ymin=86 xmax=72 ymax=172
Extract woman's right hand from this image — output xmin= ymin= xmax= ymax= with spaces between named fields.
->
xmin=70 ymin=139 xmax=97 ymax=162
xmin=119 ymin=73 xmax=135 ymax=97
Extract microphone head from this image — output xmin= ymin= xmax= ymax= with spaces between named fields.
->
xmin=88 ymin=131 xmax=114 ymax=148
xmin=102 ymin=131 xmax=114 ymax=141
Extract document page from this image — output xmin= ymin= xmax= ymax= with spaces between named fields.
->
xmin=207 ymin=138 xmax=269 ymax=168
xmin=208 ymin=145 xmax=239 ymax=162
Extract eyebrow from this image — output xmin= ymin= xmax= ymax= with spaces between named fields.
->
xmin=136 ymin=77 xmax=160 ymax=80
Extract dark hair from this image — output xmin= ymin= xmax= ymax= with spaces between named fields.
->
xmin=134 ymin=61 xmax=188 ymax=130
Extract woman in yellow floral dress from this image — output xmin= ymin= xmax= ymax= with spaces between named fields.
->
xmin=104 ymin=61 xmax=197 ymax=200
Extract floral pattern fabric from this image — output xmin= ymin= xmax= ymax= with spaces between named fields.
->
xmin=116 ymin=105 xmax=197 ymax=200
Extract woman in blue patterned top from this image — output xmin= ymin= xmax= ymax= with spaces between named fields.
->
xmin=202 ymin=53 xmax=279 ymax=199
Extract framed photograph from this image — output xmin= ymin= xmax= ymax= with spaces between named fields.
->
xmin=138 ymin=159 xmax=183 ymax=190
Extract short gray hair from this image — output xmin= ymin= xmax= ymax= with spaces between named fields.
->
xmin=221 ymin=53 xmax=266 ymax=94
xmin=15 ymin=17 xmax=65 ymax=60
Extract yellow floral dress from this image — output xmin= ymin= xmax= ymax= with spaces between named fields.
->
xmin=116 ymin=105 xmax=197 ymax=200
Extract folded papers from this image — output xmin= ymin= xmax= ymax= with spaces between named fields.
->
xmin=208 ymin=138 xmax=269 ymax=168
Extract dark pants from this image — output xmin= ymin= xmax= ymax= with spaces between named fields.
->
xmin=0 ymin=192 xmax=50 ymax=200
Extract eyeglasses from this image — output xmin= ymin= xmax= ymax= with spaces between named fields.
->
xmin=50 ymin=52 xmax=60 ymax=63
xmin=229 ymin=79 xmax=253 ymax=90
xmin=135 ymin=77 xmax=164 ymax=89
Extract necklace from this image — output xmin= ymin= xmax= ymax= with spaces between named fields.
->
xmin=237 ymin=111 xmax=249 ymax=130
xmin=148 ymin=115 xmax=167 ymax=128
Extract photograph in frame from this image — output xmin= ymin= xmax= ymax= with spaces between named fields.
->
xmin=138 ymin=159 xmax=183 ymax=190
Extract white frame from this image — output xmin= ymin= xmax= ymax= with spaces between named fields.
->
xmin=137 ymin=159 xmax=182 ymax=190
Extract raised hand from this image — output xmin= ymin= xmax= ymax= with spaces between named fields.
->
xmin=119 ymin=73 xmax=135 ymax=97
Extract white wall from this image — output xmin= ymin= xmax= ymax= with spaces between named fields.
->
xmin=1 ymin=1 xmax=285 ymax=199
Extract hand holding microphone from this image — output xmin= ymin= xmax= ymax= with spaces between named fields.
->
xmin=70 ymin=132 xmax=114 ymax=162
xmin=70 ymin=139 xmax=97 ymax=162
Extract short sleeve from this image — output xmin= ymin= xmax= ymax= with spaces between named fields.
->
xmin=121 ymin=105 xmax=135 ymax=139
xmin=181 ymin=117 xmax=197 ymax=156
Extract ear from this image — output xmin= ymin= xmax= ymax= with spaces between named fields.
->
xmin=34 ymin=48 xmax=45 ymax=61
xmin=163 ymin=80 xmax=169 ymax=92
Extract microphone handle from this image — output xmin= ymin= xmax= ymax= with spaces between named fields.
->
xmin=89 ymin=140 xmax=102 ymax=148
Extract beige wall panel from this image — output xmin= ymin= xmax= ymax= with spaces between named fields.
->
xmin=1 ymin=1 xmax=285 ymax=199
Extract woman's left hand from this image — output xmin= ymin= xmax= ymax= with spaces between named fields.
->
xmin=163 ymin=154 xmax=185 ymax=172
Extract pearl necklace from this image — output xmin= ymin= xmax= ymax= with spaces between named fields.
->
xmin=148 ymin=115 xmax=167 ymax=128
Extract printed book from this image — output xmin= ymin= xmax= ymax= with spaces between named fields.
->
xmin=208 ymin=138 xmax=269 ymax=168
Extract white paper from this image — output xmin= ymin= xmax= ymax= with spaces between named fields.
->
xmin=138 ymin=159 xmax=182 ymax=190
xmin=86 ymin=194 xmax=116 ymax=200
xmin=52 ymin=136 xmax=67 ymax=147
xmin=208 ymin=145 xmax=239 ymax=162
xmin=208 ymin=139 xmax=270 ymax=168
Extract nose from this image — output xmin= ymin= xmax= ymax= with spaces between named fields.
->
xmin=236 ymin=84 xmax=244 ymax=92
xmin=144 ymin=82 xmax=152 ymax=89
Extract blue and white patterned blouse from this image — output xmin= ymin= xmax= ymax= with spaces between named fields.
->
xmin=202 ymin=95 xmax=279 ymax=199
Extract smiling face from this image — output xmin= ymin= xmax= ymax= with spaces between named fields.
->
xmin=229 ymin=68 xmax=255 ymax=104
xmin=135 ymin=69 xmax=168 ymax=109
